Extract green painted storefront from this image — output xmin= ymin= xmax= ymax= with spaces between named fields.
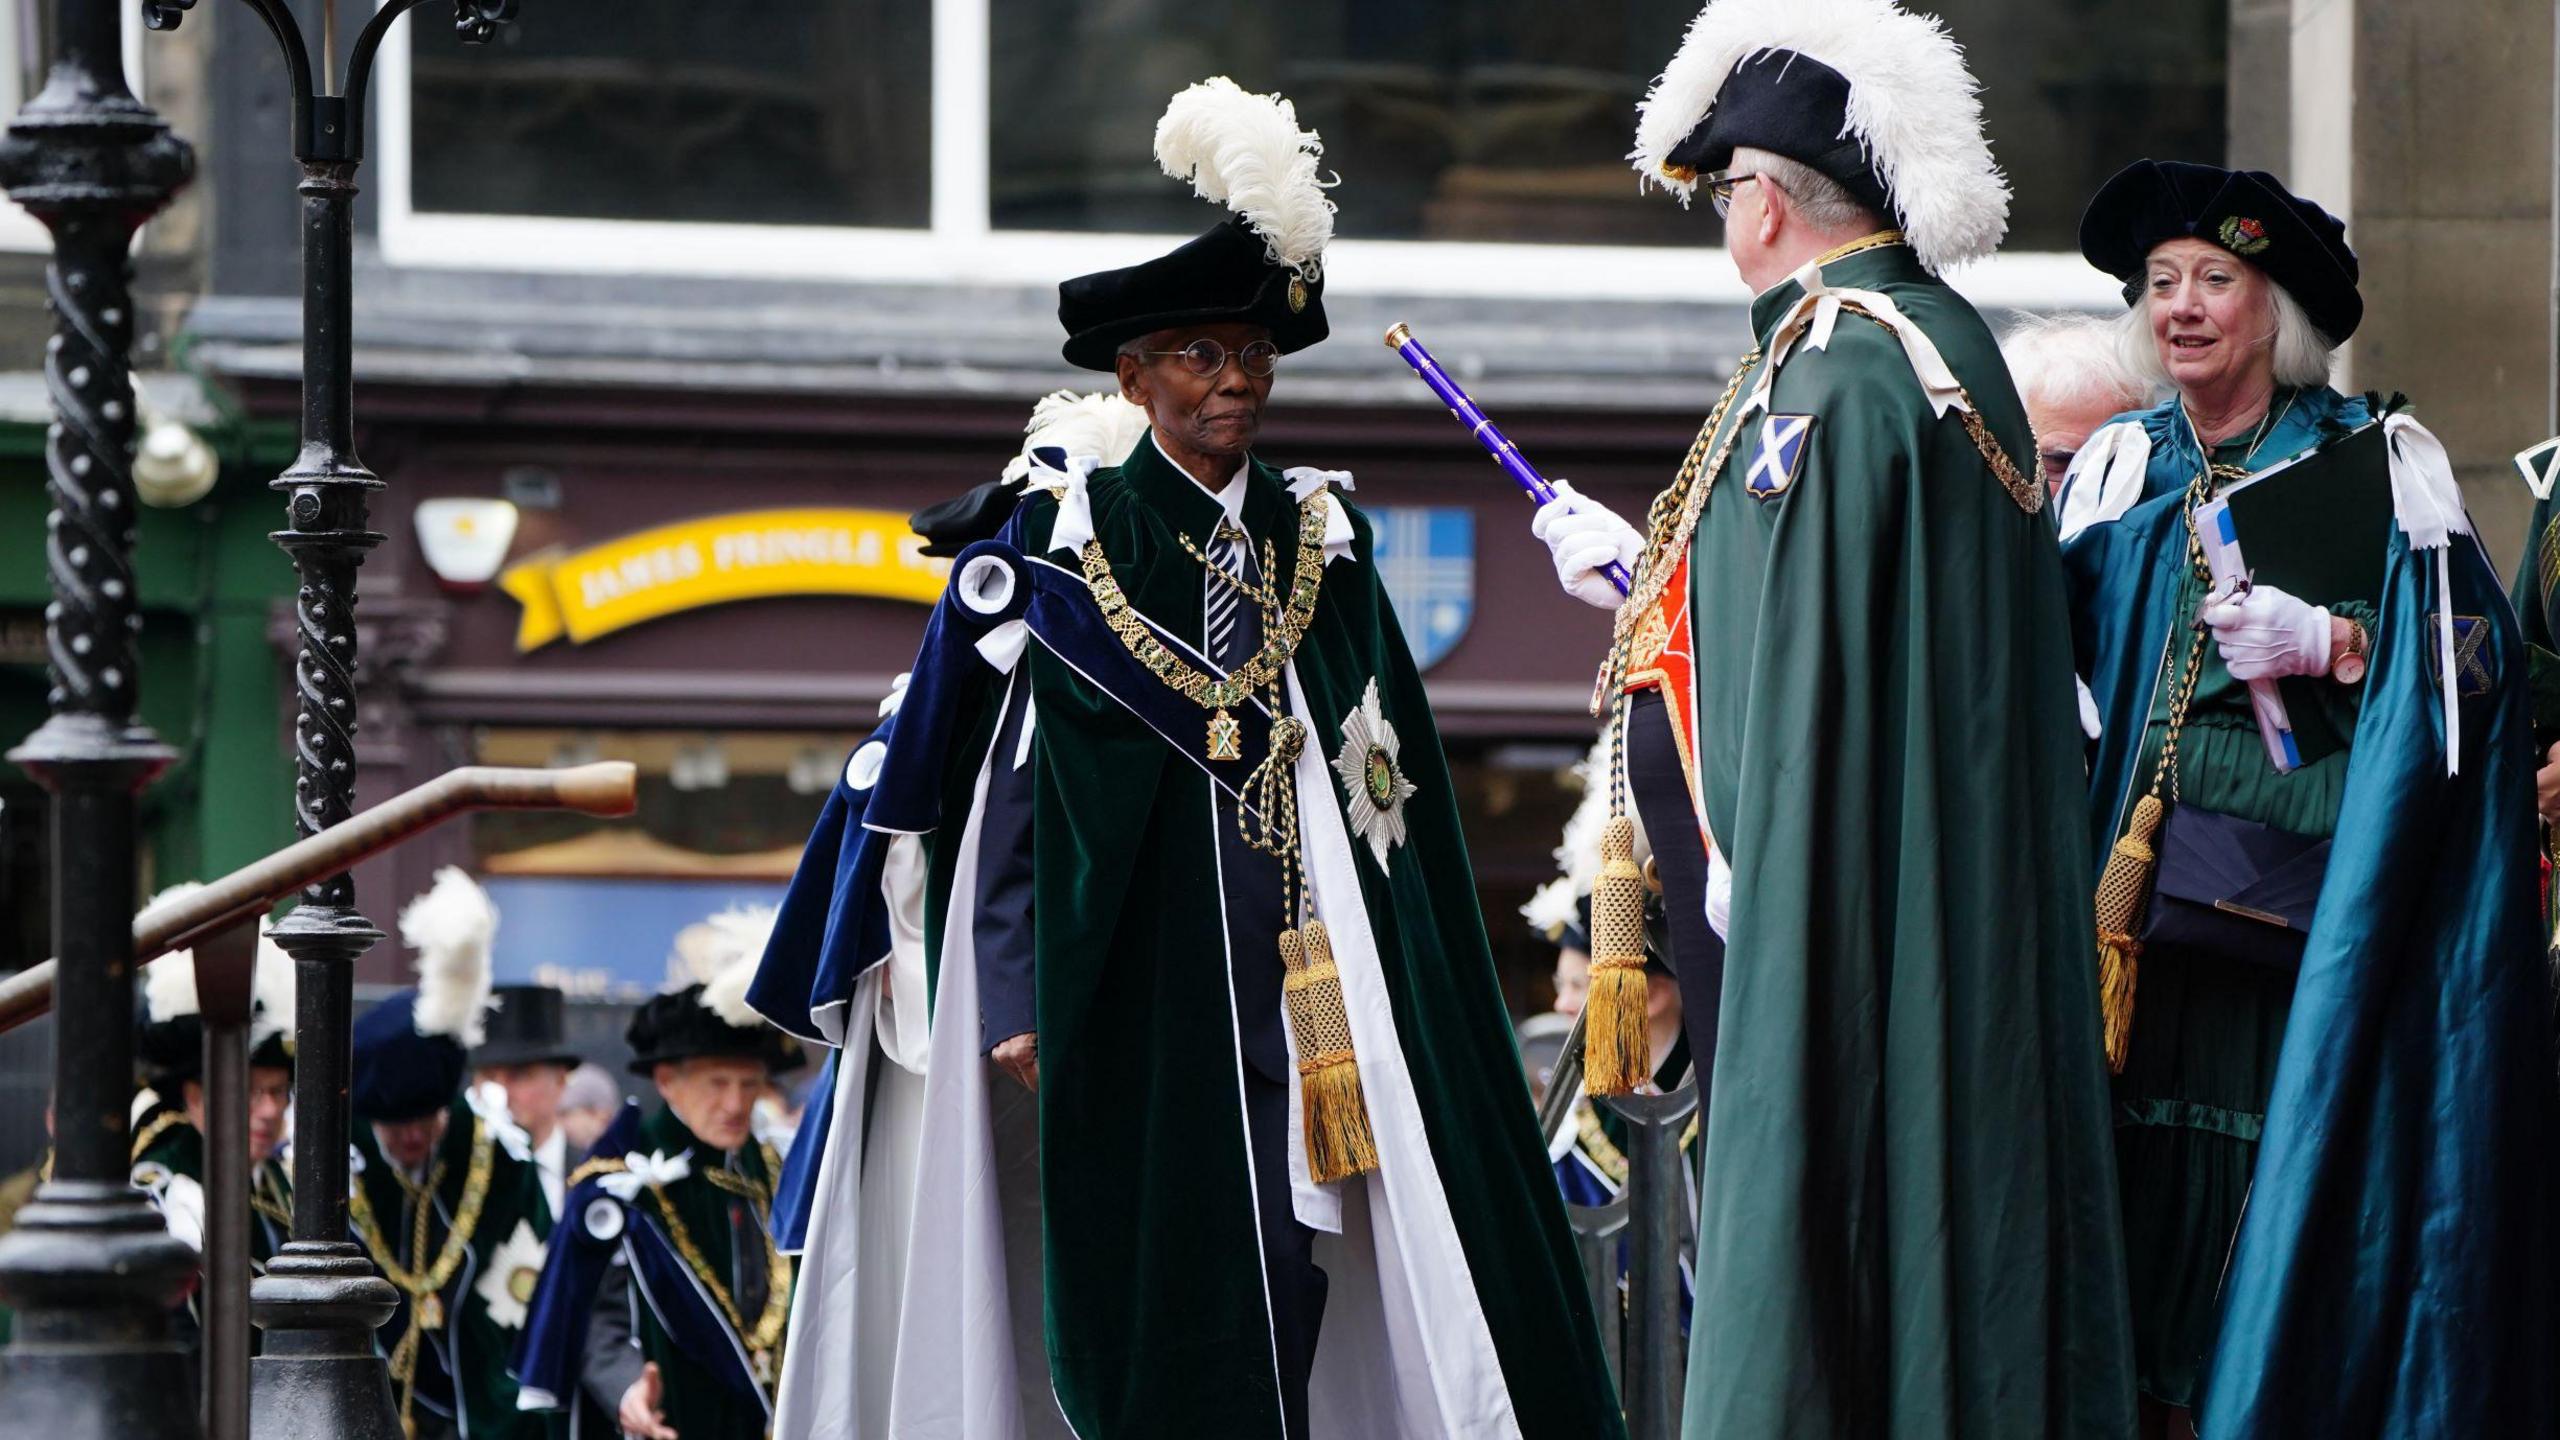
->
xmin=0 ymin=410 xmax=301 ymax=971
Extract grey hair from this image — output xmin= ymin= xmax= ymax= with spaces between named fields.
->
xmin=2001 ymin=312 xmax=2154 ymax=414
xmin=1115 ymin=334 xmax=1150 ymax=361
xmin=2116 ymin=276 xmax=2335 ymax=391
xmin=1730 ymin=146 xmax=1882 ymax=236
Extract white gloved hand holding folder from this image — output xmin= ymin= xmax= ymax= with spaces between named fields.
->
xmin=2203 ymin=583 xmax=2332 ymax=682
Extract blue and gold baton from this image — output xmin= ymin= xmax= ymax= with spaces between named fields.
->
xmin=1385 ymin=322 xmax=1633 ymax=597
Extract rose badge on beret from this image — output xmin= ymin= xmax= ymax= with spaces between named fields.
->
xmin=2218 ymin=215 xmax=2271 ymax=256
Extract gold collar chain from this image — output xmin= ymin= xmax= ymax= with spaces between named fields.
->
xmin=348 ymin=1112 xmax=495 ymax=1327
xmin=1079 ymin=494 xmax=1329 ymax=713
xmin=642 ymin=1152 xmax=791 ymax=1387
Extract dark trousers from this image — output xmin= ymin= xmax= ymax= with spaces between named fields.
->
xmin=1217 ymin=785 xmax=1327 ymax=1439
xmin=1627 ymin=687 xmax=1727 ymax=1104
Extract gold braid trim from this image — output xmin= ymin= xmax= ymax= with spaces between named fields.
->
xmin=348 ymin=1113 xmax=495 ymax=1440
xmin=1573 ymin=1101 xmax=1629 ymax=1188
xmin=129 ymin=1109 xmax=188 ymax=1167
xmin=251 ymin=1161 xmax=292 ymax=1231
xmin=642 ymin=1167 xmax=791 ymax=1388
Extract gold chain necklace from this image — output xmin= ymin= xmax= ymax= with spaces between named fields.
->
xmin=349 ymin=1114 xmax=493 ymax=1436
xmin=128 ymin=1109 xmax=187 ymax=1166
xmin=1080 ymin=494 xmax=1328 ymax=762
xmin=348 ymin=1112 xmax=495 ymax=1332
xmin=642 ymin=1155 xmax=792 ymax=1387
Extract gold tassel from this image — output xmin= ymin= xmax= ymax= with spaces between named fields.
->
xmin=2093 ymin=793 xmax=2165 ymax=1074
xmin=1281 ymin=921 xmax=1380 ymax=1182
xmin=1583 ymin=815 xmax=1652 ymax=1097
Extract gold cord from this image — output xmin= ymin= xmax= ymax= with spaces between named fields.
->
xmin=348 ymin=1114 xmax=496 ymax=1438
xmin=640 ymin=1150 xmax=791 ymax=1387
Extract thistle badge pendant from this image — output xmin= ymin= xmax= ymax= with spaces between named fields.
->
xmin=1208 ymin=708 xmax=1243 ymax=762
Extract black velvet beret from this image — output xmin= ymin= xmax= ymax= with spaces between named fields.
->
xmin=1057 ymin=217 xmax=1327 ymax=372
xmin=1663 ymin=50 xmax=1892 ymax=221
xmin=2078 ymin=159 xmax=2362 ymax=343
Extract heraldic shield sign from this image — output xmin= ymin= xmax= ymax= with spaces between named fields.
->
xmin=1369 ymin=505 xmax=1475 ymax=672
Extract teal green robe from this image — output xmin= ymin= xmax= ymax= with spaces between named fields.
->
xmin=1680 ymin=242 xmax=2137 ymax=1438
xmin=913 ymin=437 xmax=1625 ymax=1437
xmin=351 ymin=1097 xmax=553 ymax=1440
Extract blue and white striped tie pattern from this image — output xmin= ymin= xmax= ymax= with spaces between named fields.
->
xmin=1205 ymin=524 xmax=1244 ymax=666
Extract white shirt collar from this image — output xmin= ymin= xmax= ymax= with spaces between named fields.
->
xmin=1149 ymin=431 xmax=1249 ymax=529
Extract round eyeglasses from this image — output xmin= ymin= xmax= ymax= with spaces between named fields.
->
xmin=1142 ymin=337 xmax=1281 ymax=378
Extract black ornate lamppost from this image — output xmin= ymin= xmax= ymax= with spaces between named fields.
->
xmin=0 ymin=3 xmax=201 ymax=1436
xmin=129 ymin=2 xmax=519 ymax=1434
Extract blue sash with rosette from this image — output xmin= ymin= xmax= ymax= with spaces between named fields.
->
xmin=511 ymin=1105 xmax=773 ymax=1418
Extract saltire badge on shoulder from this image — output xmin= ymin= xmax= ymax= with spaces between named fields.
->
xmin=1746 ymin=414 xmax=1814 ymax=499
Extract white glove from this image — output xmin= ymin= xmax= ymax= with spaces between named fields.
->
xmin=2203 ymin=584 xmax=2331 ymax=682
xmin=1530 ymin=481 xmax=1641 ymax=610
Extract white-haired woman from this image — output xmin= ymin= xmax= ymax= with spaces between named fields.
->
xmin=2059 ymin=161 xmax=2553 ymax=1436
xmin=2000 ymin=311 xmax=2154 ymax=492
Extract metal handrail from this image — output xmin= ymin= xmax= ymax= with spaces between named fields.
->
xmin=0 ymin=761 xmax=638 ymax=1036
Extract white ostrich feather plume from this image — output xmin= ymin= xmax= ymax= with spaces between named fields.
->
xmin=1630 ymin=0 xmax=2010 ymax=273
xmin=694 ymin=904 xmax=778 ymax=1029
xmin=1516 ymin=735 xmax=1652 ymax=937
xmin=399 ymin=866 xmax=497 ymax=1046
xmin=142 ymin=882 xmax=207 ymax=1024
xmin=251 ymin=921 xmax=296 ymax=1045
xmin=1155 ymin=76 xmax=1335 ymax=279
xmin=1001 ymin=390 xmax=1152 ymax=489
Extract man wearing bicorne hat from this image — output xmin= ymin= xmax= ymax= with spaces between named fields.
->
xmin=753 ymin=76 xmax=1623 ymax=1440
xmin=128 ymin=883 xmax=297 ymax=1342
xmin=350 ymin=867 xmax=553 ymax=1440
xmin=513 ymin=906 xmax=801 ymax=1440
xmin=1532 ymin=2 xmax=2138 ymax=1434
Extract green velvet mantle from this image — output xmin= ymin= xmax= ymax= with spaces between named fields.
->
xmin=916 ymin=436 xmax=1625 ymax=1439
xmin=1680 ymin=243 xmax=2138 ymax=1439
xmin=351 ymin=1096 xmax=552 ymax=1440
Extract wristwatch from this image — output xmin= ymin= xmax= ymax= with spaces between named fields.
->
xmin=2331 ymin=616 xmax=2370 ymax=685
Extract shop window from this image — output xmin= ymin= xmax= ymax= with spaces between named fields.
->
xmin=988 ymin=0 xmax=2228 ymax=254
xmin=406 ymin=0 xmax=932 ymax=229
xmin=467 ymin=728 xmax=862 ymax=998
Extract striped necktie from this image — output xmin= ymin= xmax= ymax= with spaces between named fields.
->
xmin=1205 ymin=523 xmax=1247 ymax=667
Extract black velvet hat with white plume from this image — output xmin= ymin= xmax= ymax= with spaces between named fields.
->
xmin=1058 ymin=77 xmax=1336 ymax=371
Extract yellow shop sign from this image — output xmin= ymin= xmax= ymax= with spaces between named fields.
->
xmin=499 ymin=508 xmax=949 ymax=651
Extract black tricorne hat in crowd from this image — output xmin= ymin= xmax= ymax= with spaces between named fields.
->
xmin=476 ymin=983 xmax=580 ymax=1070
xmin=2078 ymin=159 xmax=2363 ymax=344
xmin=1058 ymin=77 xmax=1335 ymax=372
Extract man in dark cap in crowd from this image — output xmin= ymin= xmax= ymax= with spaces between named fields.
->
xmin=473 ymin=982 xmax=583 ymax=1225
xmin=514 ymin=907 xmax=799 ymax=1440
xmin=349 ymin=868 xmax=551 ymax=1440
xmin=1532 ymin=1 xmax=2135 ymax=1435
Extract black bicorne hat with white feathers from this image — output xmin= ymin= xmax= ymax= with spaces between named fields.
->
xmin=135 ymin=882 xmax=299 ymax=1091
xmin=625 ymin=905 xmax=804 ymax=1076
xmin=1631 ymin=0 xmax=2011 ymax=275
xmin=1057 ymin=77 xmax=1336 ymax=371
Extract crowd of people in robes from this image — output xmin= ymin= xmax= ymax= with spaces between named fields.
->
xmin=31 ymin=0 xmax=2560 ymax=1437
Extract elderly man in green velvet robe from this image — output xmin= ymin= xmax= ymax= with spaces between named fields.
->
xmin=1534 ymin=2 xmax=2138 ymax=1436
xmin=755 ymin=77 xmax=1624 ymax=1440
